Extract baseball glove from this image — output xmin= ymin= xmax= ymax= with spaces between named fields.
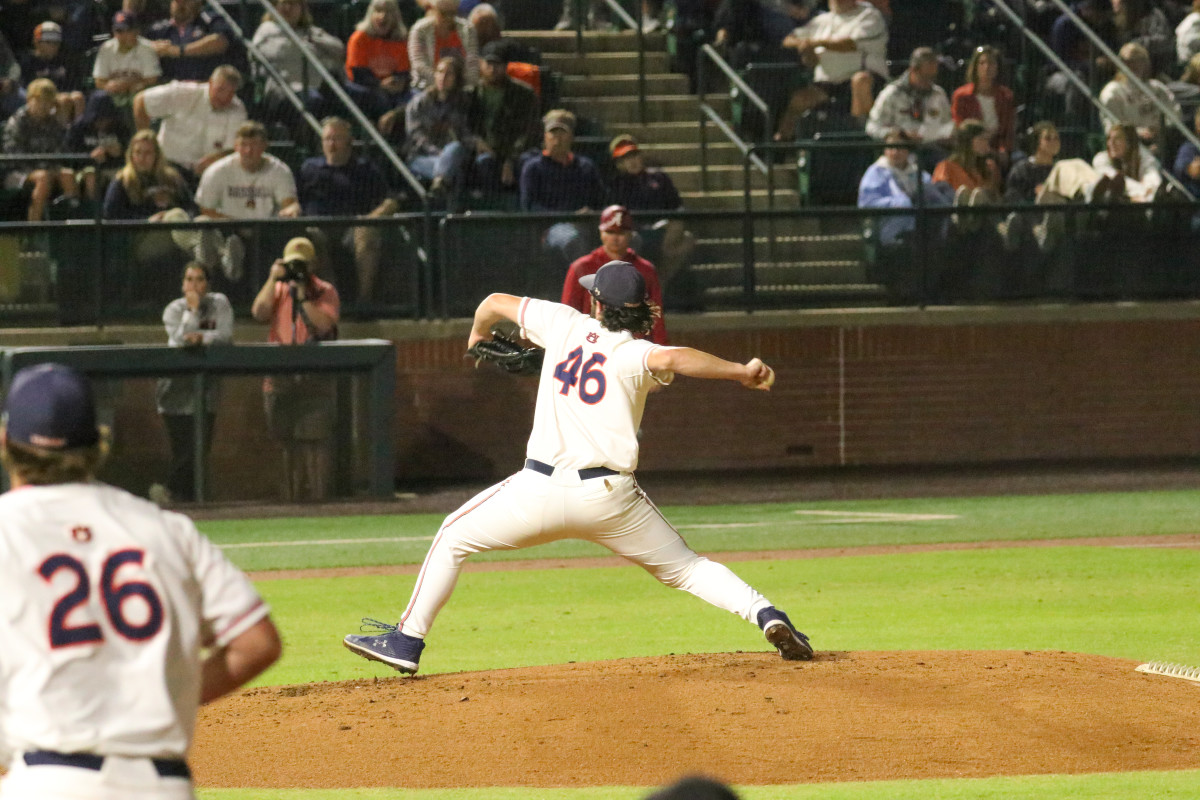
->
xmin=467 ymin=331 xmax=544 ymax=376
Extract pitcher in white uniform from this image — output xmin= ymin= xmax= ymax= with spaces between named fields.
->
xmin=0 ymin=364 xmax=282 ymax=800
xmin=344 ymin=260 xmax=812 ymax=675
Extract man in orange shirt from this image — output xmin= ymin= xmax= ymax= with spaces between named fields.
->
xmin=250 ymin=236 xmax=341 ymax=501
xmin=562 ymin=205 xmax=668 ymax=345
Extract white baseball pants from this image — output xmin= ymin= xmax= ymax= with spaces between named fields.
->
xmin=398 ymin=467 xmax=774 ymax=638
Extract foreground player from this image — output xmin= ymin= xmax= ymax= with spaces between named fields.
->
xmin=344 ymin=260 xmax=812 ymax=675
xmin=0 ymin=364 xmax=282 ymax=800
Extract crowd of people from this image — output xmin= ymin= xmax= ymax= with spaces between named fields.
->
xmin=2 ymin=0 xmax=702 ymax=312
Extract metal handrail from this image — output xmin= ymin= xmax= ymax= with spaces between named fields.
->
xmin=991 ymin=0 xmax=1197 ymax=200
xmin=207 ymin=0 xmax=437 ymax=314
xmin=202 ymin=0 xmax=321 ymax=139
xmin=697 ymin=43 xmax=773 ymax=198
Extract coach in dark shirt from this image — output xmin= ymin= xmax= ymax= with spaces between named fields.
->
xmin=146 ymin=0 xmax=233 ymax=83
xmin=298 ymin=116 xmax=397 ymax=303
xmin=519 ymin=108 xmax=607 ymax=271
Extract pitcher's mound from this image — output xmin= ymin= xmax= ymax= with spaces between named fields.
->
xmin=192 ymin=650 xmax=1200 ymax=788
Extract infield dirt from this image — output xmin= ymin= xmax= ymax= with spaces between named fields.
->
xmin=192 ymin=649 xmax=1200 ymax=788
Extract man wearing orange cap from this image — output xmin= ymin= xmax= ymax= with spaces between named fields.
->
xmin=251 ymin=236 xmax=341 ymax=501
xmin=561 ymin=204 xmax=668 ymax=344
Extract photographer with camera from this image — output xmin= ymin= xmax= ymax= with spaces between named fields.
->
xmin=251 ymin=236 xmax=341 ymax=501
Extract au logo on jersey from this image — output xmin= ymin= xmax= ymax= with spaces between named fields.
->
xmin=587 ymin=332 xmax=599 ymax=343
xmin=70 ymin=526 xmax=93 ymax=543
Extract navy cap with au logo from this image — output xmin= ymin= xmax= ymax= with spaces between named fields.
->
xmin=579 ymin=260 xmax=647 ymax=307
xmin=2 ymin=364 xmax=100 ymax=450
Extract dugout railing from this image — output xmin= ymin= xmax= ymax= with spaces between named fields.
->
xmin=0 ymin=340 xmax=396 ymax=502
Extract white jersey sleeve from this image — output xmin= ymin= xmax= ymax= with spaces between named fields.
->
xmin=518 ymin=297 xmax=670 ymax=473
xmin=0 ymin=483 xmax=266 ymax=759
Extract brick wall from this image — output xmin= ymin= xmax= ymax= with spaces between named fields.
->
xmin=14 ymin=309 xmax=1198 ymax=499
xmin=388 ymin=313 xmax=1200 ymax=483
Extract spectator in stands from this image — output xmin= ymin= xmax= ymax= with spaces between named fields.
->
xmin=1005 ymin=121 xmax=1062 ymax=203
xmin=468 ymin=4 xmax=542 ymax=95
xmin=951 ymin=45 xmax=1016 ymax=166
xmin=345 ymin=0 xmax=412 ymax=138
xmin=713 ymin=0 xmax=795 ymax=70
xmin=468 ymin=40 xmax=539 ymax=201
xmin=995 ymin=121 xmax=1063 ymax=251
xmin=1046 ymin=0 xmax=1116 ymax=123
xmin=253 ymin=0 xmax=345 ymax=126
xmin=153 ymin=261 xmax=233 ymax=504
xmin=561 ymin=204 xmax=668 ymax=344
xmin=520 ymin=108 xmax=608 ymax=271
xmin=404 ymin=55 xmax=473 ymax=210
xmin=932 ymin=119 xmax=1002 ymax=199
xmin=1178 ymin=0 xmax=1200 ymax=65
xmin=19 ymin=22 xmax=85 ymax=122
xmin=146 ymin=0 xmax=233 ymax=83
xmin=250 ymin=235 xmax=341 ymax=502
xmin=103 ymin=129 xmax=194 ymax=220
xmin=92 ymin=11 xmax=163 ymax=108
xmin=857 ymin=129 xmax=953 ymax=299
xmin=866 ymin=47 xmax=954 ymax=163
xmin=409 ymin=0 xmax=479 ymax=90
xmin=773 ymin=0 xmax=889 ymax=140
xmin=1091 ymin=121 xmax=1163 ymax=201
xmin=1171 ymin=105 xmax=1200 ymax=195
xmin=194 ymin=120 xmax=302 ymax=282
xmin=606 ymin=133 xmax=695 ymax=290
xmin=0 ymin=31 xmax=21 ymax=123
xmin=67 ymin=91 xmax=133 ymax=204
xmin=298 ymin=116 xmax=398 ymax=304
xmin=1038 ymin=123 xmax=1162 ymax=205
xmin=103 ymin=130 xmax=197 ymax=270
xmin=1099 ymin=41 xmax=1180 ymax=152
xmin=2 ymin=78 xmax=80 ymax=222
xmin=133 ymin=64 xmax=248 ymax=186
xmin=1112 ymin=0 xmax=1175 ymax=77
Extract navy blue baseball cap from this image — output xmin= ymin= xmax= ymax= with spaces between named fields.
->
xmin=579 ymin=260 xmax=646 ymax=307
xmin=2 ymin=364 xmax=99 ymax=450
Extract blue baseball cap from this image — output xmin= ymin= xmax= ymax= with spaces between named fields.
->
xmin=579 ymin=260 xmax=646 ymax=307
xmin=2 ymin=364 xmax=99 ymax=450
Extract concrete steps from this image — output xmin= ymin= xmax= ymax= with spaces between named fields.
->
xmin=542 ymin=51 xmax=671 ymax=75
xmin=511 ymin=28 xmax=884 ymax=308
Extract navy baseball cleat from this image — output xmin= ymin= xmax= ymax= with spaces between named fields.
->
xmin=343 ymin=618 xmax=425 ymax=674
xmin=757 ymin=606 xmax=813 ymax=661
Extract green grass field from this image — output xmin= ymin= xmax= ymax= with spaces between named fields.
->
xmin=195 ymin=489 xmax=1200 ymax=800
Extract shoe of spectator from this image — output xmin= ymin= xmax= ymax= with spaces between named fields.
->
xmin=194 ymin=228 xmax=222 ymax=269
xmin=997 ymin=212 xmax=1029 ymax=252
xmin=220 ymin=234 xmax=245 ymax=282
xmin=1033 ymin=210 xmax=1065 ymax=253
xmin=952 ymin=185 xmax=978 ymax=232
xmin=642 ymin=16 xmax=661 ymax=33
xmin=553 ymin=14 xmax=574 ymax=30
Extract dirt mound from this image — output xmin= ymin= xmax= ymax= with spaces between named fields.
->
xmin=192 ymin=650 xmax=1200 ymax=788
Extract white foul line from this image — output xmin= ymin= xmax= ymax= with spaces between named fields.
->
xmin=219 ymin=535 xmax=435 ymax=550
xmin=216 ymin=511 xmax=961 ymax=547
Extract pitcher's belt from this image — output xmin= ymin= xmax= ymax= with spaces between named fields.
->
xmin=23 ymin=750 xmax=191 ymax=779
xmin=524 ymin=458 xmax=619 ymax=481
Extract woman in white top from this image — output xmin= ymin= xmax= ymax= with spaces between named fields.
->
xmin=1092 ymin=122 xmax=1163 ymax=202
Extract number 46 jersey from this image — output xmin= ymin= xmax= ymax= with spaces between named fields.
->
xmin=518 ymin=297 xmax=674 ymax=474
xmin=0 ymin=482 xmax=268 ymax=759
